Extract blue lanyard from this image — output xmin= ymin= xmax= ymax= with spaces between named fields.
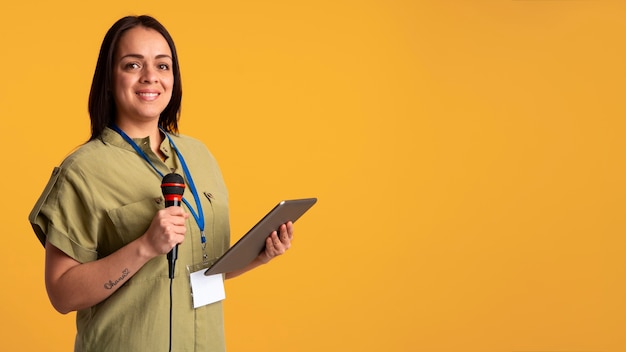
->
xmin=110 ymin=125 xmax=206 ymax=246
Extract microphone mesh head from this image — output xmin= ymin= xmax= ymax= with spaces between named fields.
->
xmin=161 ymin=173 xmax=185 ymax=196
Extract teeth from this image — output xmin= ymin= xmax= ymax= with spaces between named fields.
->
xmin=138 ymin=92 xmax=158 ymax=97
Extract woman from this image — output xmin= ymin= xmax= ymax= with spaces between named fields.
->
xmin=29 ymin=15 xmax=293 ymax=352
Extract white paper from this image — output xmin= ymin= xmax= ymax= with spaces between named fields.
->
xmin=189 ymin=270 xmax=225 ymax=308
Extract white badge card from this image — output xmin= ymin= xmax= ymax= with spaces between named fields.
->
xmin=188 ymin=260 xmax=225 ymax=309
xmin=189 ymin=269 xmax=225 ymax=308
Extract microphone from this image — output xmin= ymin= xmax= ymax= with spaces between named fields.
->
xmin=161 ymin=173 xmax=186 ymax=279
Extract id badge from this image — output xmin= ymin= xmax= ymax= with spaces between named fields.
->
xmin=187 ymin=261 xmax=225 ymax=309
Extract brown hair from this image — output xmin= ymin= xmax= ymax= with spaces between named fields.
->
xmin=87 ymin=15 xmax=182 ymax=140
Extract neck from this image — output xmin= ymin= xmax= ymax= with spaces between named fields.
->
xmin=114 ymin=120 xmax=164 ymax=156
xmin=114 ymin=119 xmax=160 ymax=138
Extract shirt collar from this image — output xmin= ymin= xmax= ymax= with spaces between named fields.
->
xmin=102 ymin=127 xmax=172 ymax=160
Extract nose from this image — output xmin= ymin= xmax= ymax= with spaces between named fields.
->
xmin=141 ymin=65 xmax=158 ymax=83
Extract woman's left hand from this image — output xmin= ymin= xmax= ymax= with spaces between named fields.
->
xmin=225 ymin=221 xmax=294 ymax=279
xmin=259 ymin=221 xmax=294 ymax=264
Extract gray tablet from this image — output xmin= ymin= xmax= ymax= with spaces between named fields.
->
xmin=204 ymin=198 xmax=317 ymax=276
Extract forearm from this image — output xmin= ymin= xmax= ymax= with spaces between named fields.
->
xmin=45 ymin=236 xmax=156 ymax=314
xmin=45 ymin=207 xmax=188 ymax=314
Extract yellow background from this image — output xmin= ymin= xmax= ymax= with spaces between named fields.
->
xmin=2 ymin=1 xmax=625 ymax=351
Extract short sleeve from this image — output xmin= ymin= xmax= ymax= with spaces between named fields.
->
xmin=28 ymin=163 xmax=99 ymax=263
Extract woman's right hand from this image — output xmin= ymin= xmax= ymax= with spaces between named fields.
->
xmin=142 ymin=207 xmax=189 ymax=257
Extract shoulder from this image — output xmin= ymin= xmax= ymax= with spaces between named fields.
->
xmin=57 ymin=138 xmax=111 ymax=174
xmin=169 ymin=133 xmax=218 ymax=161
xmin=169 ymin=133 xmax=226 ymax=181
xmin=169 ymin=133 xmax=206 ymax=149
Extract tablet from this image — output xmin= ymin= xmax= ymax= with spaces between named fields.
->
xmin=204 ymin=198 xmax=317 ymax=275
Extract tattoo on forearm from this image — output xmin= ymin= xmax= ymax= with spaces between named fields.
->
xmin=104 ymin=268 xmax=130 ymax=289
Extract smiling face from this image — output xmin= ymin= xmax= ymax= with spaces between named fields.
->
xmin=112 ymin=26 xmax=174 ymax=130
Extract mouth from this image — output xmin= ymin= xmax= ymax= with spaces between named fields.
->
xmin=136 ymin=91 xmax=160 ymax=101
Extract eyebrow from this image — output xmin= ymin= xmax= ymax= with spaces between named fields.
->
xmin=119 ymin=54 xmax=173 ymax=60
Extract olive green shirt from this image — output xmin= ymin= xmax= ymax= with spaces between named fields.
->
xmin=29 ymin=127 xmax=230 ymax=352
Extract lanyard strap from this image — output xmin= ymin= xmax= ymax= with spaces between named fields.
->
xmin=110 ymin=125 xmax=207 ymax=248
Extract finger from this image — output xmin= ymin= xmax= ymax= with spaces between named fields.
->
xmin=275 ymin=228 xmax=289 ymax=249
xmin=272 ymin=234 xmax=287 ymax=255
xmin=164 ymin=224 xmax=184 ymax=238
xmin=278 ymin=224 xmax=290 ymax=240
xmin=165 ymin=206 xmax=189 ymax=218
xmin=272 ymin=230 xmax=282 ymax=246
xmin=278 ymin=223 xmax=293 ymax=245
xmin=278 ymin=224 xmax=287 ymax=241
xmin=282 ymin=221 xmax=294 ymax=241
xmin=265 ymin=236 xmax=276 ymax=257
xmin=161 ymin=218 xmax=186 ymax=233
xmin=170 ymin=216 xmax=189 ymax=226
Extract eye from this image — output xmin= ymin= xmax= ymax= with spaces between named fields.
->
xmin=124 ymin=62 xmax=141 ymax=70
xmin=158 ymin=63 xmax=170 ymax=70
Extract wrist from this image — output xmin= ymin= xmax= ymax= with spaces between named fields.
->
xmin=134 ymin=235 xmax=158 ymax=261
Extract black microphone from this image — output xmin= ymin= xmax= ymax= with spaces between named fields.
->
xmin=161 ymin=173 xmax=186 ymax=279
